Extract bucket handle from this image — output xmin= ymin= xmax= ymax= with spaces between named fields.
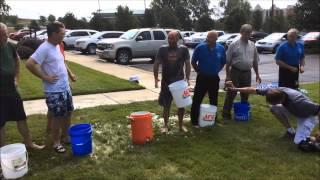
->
xmin=1 ymin=151 xmax=28 ymax=172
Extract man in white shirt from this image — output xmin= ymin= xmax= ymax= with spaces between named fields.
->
xmin=26 ymin=22 xmax=73 ymax=153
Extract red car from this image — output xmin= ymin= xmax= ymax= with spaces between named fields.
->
xmin=9 ymin=29 xmax=31 ymax=41
xmin=302 ymin=32 xmax=320 ymax=49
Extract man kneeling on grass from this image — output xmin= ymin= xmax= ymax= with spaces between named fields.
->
xmin=226 ymin=81 xmax=320 ymax=152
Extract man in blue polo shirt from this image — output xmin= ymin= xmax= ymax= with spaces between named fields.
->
xmin=275 ymin=28 xmax=305 ymax=89
xmin=191 ymin=31 xmax=226 ymax=126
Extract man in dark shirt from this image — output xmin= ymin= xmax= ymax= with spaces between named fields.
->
xmin=0 ymin=22 xmax=43 ymax=149
xmin=153 ymin=31 xmax=191 ymax=133
xmin=226 ymin=82 xmax=320 ymax=149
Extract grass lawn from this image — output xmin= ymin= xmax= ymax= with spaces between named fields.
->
xmin=4 ymin=83 xmax=320 ymax=179
xmin=18 ymin=60 xmax=144 ymax=100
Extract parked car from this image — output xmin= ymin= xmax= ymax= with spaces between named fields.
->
xmin=22 ymin=30 xmax=47 ymax=40
xmin=249 ymin=31 xmax=268 ymax=43
xmin=217 ymin=33 xmax=239 ymax=48
xmin=184 ymin=32 xmax=206 ymax=48
xmin=302 ymin=32 xmax=320 ymax=49
xmin=96 ymin=28 xmax=183 ymax=64
xmin=63 ymin=29 xmax=99 ymax=48
xmin=9 ymin=29 xmax=31 ymax=41
xmin=181 ymin=31 xmax=195 ymax=38
xmin=255 ymin=33 xmax=303 ymax=53
xmin=74 ymin=31 xmax=124 ymax=54
xmin=164 ymin=29 xmax=185 ymax=45
xmin=225 ymin=34 xmax=241 ymax=49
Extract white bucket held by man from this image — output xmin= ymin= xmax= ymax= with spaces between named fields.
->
xmin=198 ymin=104 xmax=217 ymax=127
xmin=168 ymin=80 xmax=192 ymax=108
xmin=0 ymin=143 xmax=28 ymax=179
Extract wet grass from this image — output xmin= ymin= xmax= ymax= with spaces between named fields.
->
xmin=18 ymin=60 xmax=144 ymax=100
xmin=3 ymin=83 xmax=320 ymax=179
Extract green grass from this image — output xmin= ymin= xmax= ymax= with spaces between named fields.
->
xmin=4 ymin=83 xmax=320 ymax=179
xmin=18 ymin=61 xmax=144 ymax=100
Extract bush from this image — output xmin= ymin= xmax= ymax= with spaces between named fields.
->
xmin=17 ymin=39 xmax=44 ymax=59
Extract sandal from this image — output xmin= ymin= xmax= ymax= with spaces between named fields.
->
xmin=54 ymin=144 xmax=66 ymax=153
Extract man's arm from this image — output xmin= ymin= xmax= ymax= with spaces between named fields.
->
xmin=191 ymin=61 xmax=199 ymax=73
xmin=65 ymin=62 xmax=77 ymax=82
xmin=230 ymin=87 xmax=258 ymax=94
xmin=26 ymin=58 xmax=58 ymax=83
xmin=153 ymin=58 xmax=161 ymax=88
xmin=14 ymin=53 xmax=20 ymax=87
xmin=253 ymin=47 xmax=261 ymax=83
xmin=185 ymin=60 xmax=191 ymax=85
xmin=299 ymin=56 xmax=305 ymax=73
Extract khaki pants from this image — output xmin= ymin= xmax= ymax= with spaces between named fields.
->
xmin=223 ymin=67 xmax=252 ymax=113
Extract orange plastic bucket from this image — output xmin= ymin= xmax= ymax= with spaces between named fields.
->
xmin=129 ymin=111 xmax=153 ymax=144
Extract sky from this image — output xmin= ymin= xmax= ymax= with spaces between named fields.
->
xmin=7 ymin=0 xmax=298 ymax=19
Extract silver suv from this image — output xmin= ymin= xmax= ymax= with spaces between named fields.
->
xmin=96 ymin=28 xmax=183 ymax=64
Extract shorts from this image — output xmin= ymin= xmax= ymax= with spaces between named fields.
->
xmin=45 ymin=90 xmax=74 ymax=117
xmin=0 ymin=94 xmax=27 ymax=128
xmin=158 ymin=81 xmax=173 ymax=107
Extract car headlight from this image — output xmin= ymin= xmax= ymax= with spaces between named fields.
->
xmin=106 ymin=44 xmax=114 ymax=50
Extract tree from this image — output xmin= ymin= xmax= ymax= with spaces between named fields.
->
xmin=293 ymin=0 xmax=320 ymax=31
xmin=262 ymin=11 xmax=288 ymax=33
xmin=195 ymin=15 xmax=214 ymax=31
xmin=0 ymin=0 xmax=10 ymax=22
xmin=5 ymin=15 xmax=18 ymax=25
xmin=78 ymin=17 xmax=89 ymax=29
xmin=252 ymin=9 xmax=263 ymax=31
xmin=143 ymin=8 xmax=156 ymax=27
xmin=187 ymin=0 xmax=213 ymax=20
xmin=29 ymin=20 xmax=40 ymax=37
xmin=115 ymin=6 xmax=138 ymax=31
xmin=159 ymin=6 xmax=180 ymax=28
xmin=39 ymin=16 xmax=47 ymax=26
xmin=151 ymin=0 xmax=193 ymax=29
xmin=223 ymin=0 xmax=252 ymax=32
xmin=48 ymin=14 xmax=56 ymax=23
xmin=60 ymin=12 xmax=80 ymax=29
xmin=90 ymin=13 xmax=113 ymax=31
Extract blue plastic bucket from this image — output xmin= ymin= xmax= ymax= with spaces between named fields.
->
xmin=233 ymin=101 xmax=251 ymax=121
xmin=69 ymin=124 xmax=92 ymax=156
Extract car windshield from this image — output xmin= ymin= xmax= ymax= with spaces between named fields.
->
xmin=90 ymin=32 xmax=106 ymax=38
xmin=303 ymin=32 xmax=320 ymax=39
xmin=120 ymin=29 xmax=139 ymax=40
xmin=265 ymin=33 xmax=285 ymax=40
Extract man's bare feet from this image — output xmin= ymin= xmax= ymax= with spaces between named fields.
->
xmin=26 ymin=142 xmax=45 ymax=150
xmin=179 ymin=126 xmax=188 ymax=133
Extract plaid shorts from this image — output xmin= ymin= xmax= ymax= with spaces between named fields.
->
xmin=45 ymin=90 xmax=74 ymax=117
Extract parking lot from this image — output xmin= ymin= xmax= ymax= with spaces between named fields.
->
xmin=68 ymin=48 xmax=319 ymax=88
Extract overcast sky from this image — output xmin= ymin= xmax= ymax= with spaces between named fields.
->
xmin=7 ymin=0 xmax=298 ymax=19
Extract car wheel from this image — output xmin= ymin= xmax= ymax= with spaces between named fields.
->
xmin=87 ymin=44 xmax=97 ymax=54
xmin=116 ymin=49 xmax=131 ymax=65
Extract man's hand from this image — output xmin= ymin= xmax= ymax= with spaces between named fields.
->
xmin=43 ymin=75 xmax=59 ymax=84
xmin=69 ymin=73 xmax=77 ymax=82
xmin=225 ymin=81 xmax=235 ymax=91
xmin=155 ymin=78 xmax=160 ymax=88
xmin=300 ymin=66 xmax=305 ymax=74
xmin=290 ymin=66 xmax=299 ymax=73
xmin=256 ymin=75 xmax=262 ymax=84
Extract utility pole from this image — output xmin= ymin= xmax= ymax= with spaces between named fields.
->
xmin=97 ymin=0 xmax=101 ymax=13
xmin=271 ymin=0 xmax=274 ymax=33
xmin=144 ymin=0 xmax=147 ymax=10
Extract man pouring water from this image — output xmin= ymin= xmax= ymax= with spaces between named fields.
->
xmin=153 ymin=31 xmax=191 ymax=133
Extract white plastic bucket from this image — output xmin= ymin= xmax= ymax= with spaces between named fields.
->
xmin=168 ymin=80 xmax=192 ymax=108
xmin=198 ymin=104 xmax=217 ymax=127
xmin=0 ymin=143 xmax=28 ymax=179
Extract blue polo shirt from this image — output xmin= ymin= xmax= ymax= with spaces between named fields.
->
xmin=275 ymin=41 xmax=304 ymax=66
xmin=192 ymin=43 xmax=226 ymax=76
